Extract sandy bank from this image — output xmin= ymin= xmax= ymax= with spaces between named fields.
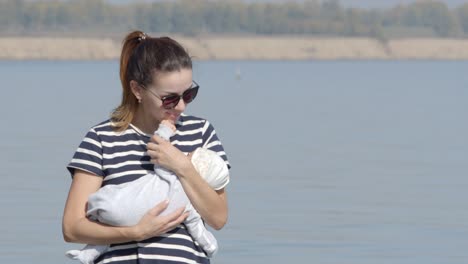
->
xmin=2 ymin=36 xmax=468 ymax=60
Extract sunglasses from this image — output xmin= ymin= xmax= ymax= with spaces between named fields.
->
xmin=142 ymin=81 xmax=199 ymax=109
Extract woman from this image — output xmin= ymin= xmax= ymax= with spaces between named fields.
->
xmin=62 ymin=31 xmax=230 ymax=264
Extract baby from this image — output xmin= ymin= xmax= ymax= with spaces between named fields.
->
xmin=66 ymin=121 xmax=230 ymax=264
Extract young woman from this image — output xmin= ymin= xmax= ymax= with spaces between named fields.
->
xmin=62 ymin=31 xmax=230 ymax=264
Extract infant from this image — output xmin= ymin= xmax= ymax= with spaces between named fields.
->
xmin=66 ymin=121 xmax=230 ymax=264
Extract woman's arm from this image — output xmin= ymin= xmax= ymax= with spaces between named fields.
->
xmin=62 ymin=169 xmax=188 ymax=244
xmin=179 ymin=170 xmax=228 ymax=230
xmin=147 ymin=136 xmax=228 ymax=230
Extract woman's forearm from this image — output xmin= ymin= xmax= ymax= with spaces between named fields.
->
xmin=176 ymin=163 xmax=228 ymax=230
xmin=63 ymin=171 xmax=138 ymax=245
xmin=63 ymin=215 xmax=136 ymax=244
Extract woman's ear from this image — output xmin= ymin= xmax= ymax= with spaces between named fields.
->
xmin=130 ymin=80 xmax=143 ymax=103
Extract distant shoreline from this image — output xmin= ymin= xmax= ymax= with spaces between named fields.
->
xmin=2 ymin=36 xmax=468 ymax=60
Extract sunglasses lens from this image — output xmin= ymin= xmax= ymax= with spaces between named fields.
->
xmin=160 ymin=85 xmax=199 ymax=109
xmin=183 ymin=87 xmax=199 ymax=104
xmin=162 ymin=95 xmax=180 ymax=109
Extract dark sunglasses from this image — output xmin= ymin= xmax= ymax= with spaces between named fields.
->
xmin=143 ymin=81 xmax=199 ymax=109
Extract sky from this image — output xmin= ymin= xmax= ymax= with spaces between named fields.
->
xmin=106 ymin=0 xmax=468 ymax=8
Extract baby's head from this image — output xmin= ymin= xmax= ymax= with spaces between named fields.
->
xmin=158 ymin=121 xmax=229 ymax=190
xmin=191 ymin=148 xmax=230 ymax=190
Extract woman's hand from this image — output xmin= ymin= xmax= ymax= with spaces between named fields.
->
xmin=147 ymin=134 xmax=193 ymax=176
xmin=133 ymin=200 xmax=189 ymax=241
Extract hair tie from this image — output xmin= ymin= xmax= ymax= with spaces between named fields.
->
xmin=138 ymin=32 xmax=147 ymax=42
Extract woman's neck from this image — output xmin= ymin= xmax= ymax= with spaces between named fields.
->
xmin=131 ymin=110 xmax=159 ymax=135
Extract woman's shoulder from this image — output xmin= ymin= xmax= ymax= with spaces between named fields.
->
xmin=179 ymin=113 xmax=207 ymax=122
xmin=178 ymin=113 xmax=210 ymax=128
xmin=89 ymin=119 xmax=115 ymax=132
xmin=84 ymin=119 xmax=128 ymax=136
xmin=81 ymin=119 xmax=125 ymax=140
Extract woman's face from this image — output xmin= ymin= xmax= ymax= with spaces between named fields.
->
xmin=141 ymin=68 xmax=194 ymax=125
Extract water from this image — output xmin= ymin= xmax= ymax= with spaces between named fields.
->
xmin=0 ymin=60 xmax=467 ymax=264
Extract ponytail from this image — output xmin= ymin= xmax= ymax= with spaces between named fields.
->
xmin=111 ymin=31 xmax=143 ymax=131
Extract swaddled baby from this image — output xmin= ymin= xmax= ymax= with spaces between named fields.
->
xmin=66 ymin=121 xmax=230 ymax=264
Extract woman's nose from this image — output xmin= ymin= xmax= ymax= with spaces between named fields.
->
xmin=174 ymin=97 xmax=186 ymax=112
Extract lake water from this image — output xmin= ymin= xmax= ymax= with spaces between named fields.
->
xmin=0 ymin=60 xmax=467 ymax=264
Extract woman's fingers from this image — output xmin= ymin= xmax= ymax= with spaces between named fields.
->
xmin=135 ymin=204 xmax=186 ymax=241
xmin=149 ymin=200 xmax=169 ymax=216
xmin=147 ymin=140 xmax=166 ymax=165
xmin=151 ymin=134 xmax=165 ymax=144
xmin=161 ymin=207 xmax=189 ymax=233
xmin=161 ymin=207 xmax=185 ymax=221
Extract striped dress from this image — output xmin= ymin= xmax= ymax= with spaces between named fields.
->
xmin=67 ymin=114 xmax=230 ymax=264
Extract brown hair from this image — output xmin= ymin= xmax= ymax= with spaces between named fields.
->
xmin=111 ymin=30 xmax=192 ymax=131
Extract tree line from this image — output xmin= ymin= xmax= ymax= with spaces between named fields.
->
xmin=2 ymin=0 xmax=468 ymax=39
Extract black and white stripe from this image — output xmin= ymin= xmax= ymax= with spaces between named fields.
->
xmin=67 ymin=113 xmax=230 ymax=263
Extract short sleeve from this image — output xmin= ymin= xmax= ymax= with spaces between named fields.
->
xmin=201 ymin=120 xmax=231 ymax=169
xmin=67 ymin=128 xmax=104 ymax=178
